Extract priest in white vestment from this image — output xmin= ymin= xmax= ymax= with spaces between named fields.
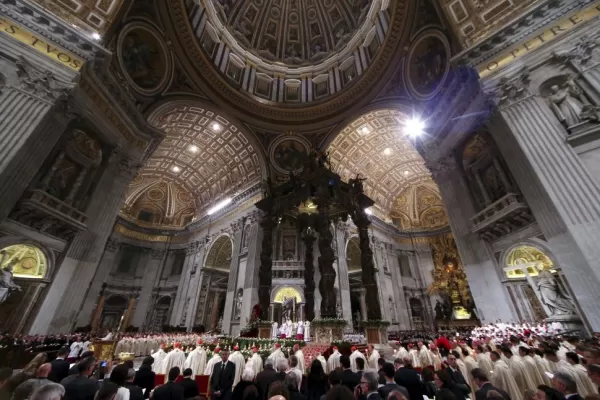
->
xmin=304 ymin=321 xmax=311 ymax=342
xmin=519 ymin=348 xmax=545 ymax=387
xmin=327 ymin=347 xmax=342 ymax=373
xmin=246 ymin=347 xmax=263 ymax=376
xmin=461 ymin=349 xmax=480 ymax=397
xmin=397 ymin=346 xmax=408 ymax=360
xmin=417 ymin=342 xmax=431 ymax=368
xmin=293 ymin=344 xmax=306 ymax=375
xmin=184 ymin=340 xmax=207 ymax=376
xmin=408 ymin=345 xmax=420 ymax=368
xmin=502 ymin=349 xmax=537 ymax=392
xmin=267 ymin=343 xmax=287 ymax=368
xmin=205 ymin=347 xmax=222 ymax=376
xmin=163 ymin=343 xmax=186 ymax=374
xmin=271 ymin=323 xmax=279 ymax=339
xmin=533 ymin=351 xmax=552 ymax=385
xmin=367 ymin=345 xmax=380 ymax=370
xmin=490 ymin=352 xmax=523 ymax=400
xmin=297 ymin=320 xmax=304 ymax=340
xmin=229 ymin=345 xmax=246 ymax=387
xmin=350 ymin=346 xmax=366 ymax=373
xmin=151 ymin=344 xmax=168 ymax=374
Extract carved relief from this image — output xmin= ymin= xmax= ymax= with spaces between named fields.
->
xmin=541 ymin=76 xmax=600 ymax=129
xmin=15 ymin=57 xmax=73 ymax=102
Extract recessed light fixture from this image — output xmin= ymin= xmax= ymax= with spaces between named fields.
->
xmin=383 ymin=148 xmax=392 ymax=155
xmin=188 ymin=145 xmax=199 ymax=153
xmin=91 ymin=32 xmax=101 ymax=40
xmin=360 ymin=126 xmax=370 ymax=135
xmin=403 ymin=170 xmax=410 ymax=176
xmin=172 ymin=166 xmax=181 ymax=173
xmin=211 ymin=122 xmax=222 ymax=132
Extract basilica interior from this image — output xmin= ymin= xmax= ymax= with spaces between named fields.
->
xmin=1 ymin=0 xmax=600 ymax=338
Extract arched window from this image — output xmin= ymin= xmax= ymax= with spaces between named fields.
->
xmin=504 ymin=245 xmax=555 ymax=279
xmin=0 ymin=244 xmax=48 ymax=279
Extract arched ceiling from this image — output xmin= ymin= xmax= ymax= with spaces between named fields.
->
xmin=123 ymin=103 xmax=264 ymax=227
xmin=31 ymin=0 xmax=125 ymax=34
xmin=391 ymin=181 xmax=448 ymax=231
xmin=210 ymin=0 xmax=373 ymax=67
xmin=205 ymin=235 xmax=233 ymax=269
xmin=328 ymin=109 xmax=435 ymax=213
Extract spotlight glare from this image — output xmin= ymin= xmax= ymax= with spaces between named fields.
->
xmin=211 ymin=122 xmax=222 ymax=132
xmin=406 ymin=118 xmax=425 ymax=138
xmin=91 ymin=32 xmax=101 ymax=40
xmin=403 ymin=170 xmax=410 ymax=176
xmin=188 ymin=145 xmax=199 ymax=153
xmin=364 ymin=208 xmax=373 ymax=215
xmin=172 ymin=166 xmax=181 ymax=173
xmin=383 ymin=147 xmax=392 ymax=156
xmin=207 ymin=197 xmax=232 ymax=215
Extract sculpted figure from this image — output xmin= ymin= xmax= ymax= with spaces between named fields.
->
xmin=548 ymin=81 xmax=586 ymax=127
xmin=535 ymin=270 xmax=576 ymax=315
xmin=0 ymin=252 xmax=21 ymax=303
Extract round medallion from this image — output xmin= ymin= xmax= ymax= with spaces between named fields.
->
xmin=405 ymin=30 xmax=450 ymax=100
xmin=20 ymin=257 xmax=36 ymax=270
xmin=117 ymin=23 xmax=172 ymax=96
xmin=269 ymin=136 xmax=310 ymax=174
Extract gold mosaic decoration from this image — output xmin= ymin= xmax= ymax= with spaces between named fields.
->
xmin=31 ymin=0 xmax=125 ymax=34
xmin=0 ymin=244 xmax=47 ymax=279
xmin=505 ymin=245 xmax=555 ymax=279
xmin=273 ymin=286 xmax=302 ymax=303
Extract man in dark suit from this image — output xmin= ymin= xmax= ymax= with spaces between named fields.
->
xmin=134 ymin=357 xmax=156 ymax=399
xmin=393 ymin=357 xmax=424 ymax=400
xmin=179 ymin=368 xmax=200 ymax=399
xmin=49 ymin=347 xmax=70 ymax=383
xmin=153 ymin=367 xmax=184 ymax=400
xmin=125 ymin=368 xmax=145 ymax=400
xmin=340 ymin=355 xmax=360 ymax=393
xmin=356 ymin=358 xmax=365 ymax=380
xmin=552 ymin=371 xmax=581 ymax=400
xmin=356 ymin=371 xmax=382 ymax=400
xmin=210 ymin=350 xmax=236 ymax=400
xmin=471 ymin=368 xmax=510 ymax=400
xmin=447 ymin=352 xmax=471 ymax=396
xmin=60 ymin=357 xmax=100 ymax=400
xmin=256 ymin=361 xmax=278 ymax=400
xmin=379 ymin=364 xmax=409 ymax=400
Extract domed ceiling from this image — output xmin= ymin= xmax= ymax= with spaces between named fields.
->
xmin=328 ymin=109 xmax=448 ymax=230
xmin=120 ymin=102 xmax=264 ymax=228
xmin=211 ymin=0 xmax=372 ymax=66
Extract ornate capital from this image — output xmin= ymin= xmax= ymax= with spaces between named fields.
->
xmin=151 ymin=249 xmax=166 ymax=260
xmin=231 ymin=218 xmax=244 ymax=233
xmin=425 ymin=156 xmax=457 ymax=180
xmin=553 ymin=36 xmax=599 ymax=67
xmin=486 ymin=67 xmax=532 ymax=108
xmin=15 ymin=57 xmax=74 ymax=101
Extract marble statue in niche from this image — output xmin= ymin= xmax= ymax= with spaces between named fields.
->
xmin=0 ymin=252 xmax=20 ymax=303
xmin=534 ymin=271 xmax=576 ymax=316
xmin=233 ymin=288 xmax=243 ymax=321
xmin=48 ymin=157 xmax=79 ymax=200
xmin=544 ymin=77 xmax=600 ymax=128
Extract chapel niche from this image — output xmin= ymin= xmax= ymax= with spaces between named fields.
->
xmin=459 ymin=130 xmax=517 ymax=211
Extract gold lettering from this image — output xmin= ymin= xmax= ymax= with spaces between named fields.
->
xmin=57 ymin=53 xmax=71 ymax=62
xmin=487 ymin=61 xmax=499 ymax=71
xmin=535 ymin=34 xmax=546 ymax=43
xmin=550 ymin=25 xmax=567 ymax=36
xmin=569 ymin=15 xmax=583 ymax=25
xmin=45 ymin=44 xmax=58 ymax=55
xmin=511 ymin=48 xmax=520 ymax=58
xmin=30 ymin=37 xmax=42 ymax=46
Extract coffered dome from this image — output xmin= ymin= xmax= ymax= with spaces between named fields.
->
xmin=212 ymin=0 xmax=372 ymax=67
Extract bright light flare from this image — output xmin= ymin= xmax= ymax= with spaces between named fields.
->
xmin=91 ymin=32 xmax=101 ymax=40
xmin=172 ymin=166 xmax=181 ymax=173
xmin=364 ymin=208 xmax=373 ymax=215
xmin=406 ymin=117 xmax=425 ymax=138
xmin=207 ymin=198 xmax=232 ymax=215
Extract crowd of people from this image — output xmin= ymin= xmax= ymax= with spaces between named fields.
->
xmin=1 ymin=321 xmax=600 ymax=400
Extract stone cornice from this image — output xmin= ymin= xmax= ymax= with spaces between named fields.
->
xmin=452 ymin=0 xmax=593 ymax=71
xmin=0 ymin=0 xmax=107 ymax=61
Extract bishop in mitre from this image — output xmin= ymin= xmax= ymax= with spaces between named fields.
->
xmin=163 ymin=342 xmax=186 ymax=374
xmin=246 ymin=347 xmax=263 ymax=376
xmin=490 ymin=351 xmax=523 ymax=400
xmin=327 ymin=346 xmax=341 ymax=373
xmin=151 ymin=344 xmax=168 ymax=374
xmin=229 ymin=345 xmax=246 ymax=387
xmin=205 ymin=347 xmax=222 ymax=376
xmin=184 ymin=340 xmax=207 ymax=376
xmin=350 ymin=346 xmax=367 ymax=373
xmin=267 ymin=343 xmax=287 ymax=367
xmin=367 ymin=345 xmax=380 ymax=370
xmin=293 ymin=344 xmax=306 ymax=375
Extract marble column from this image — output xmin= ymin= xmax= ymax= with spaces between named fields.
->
xmin=372 ymin=240 xmax=388 ymax=320
xmin=223 ymin=219 xmax=244 ymax=334
xmin=303 ymin=230 xmax=317 ymax=322
xmin=75 ymin=238 xmax=121 ymax=327
xmin=29 ymin=152 xmax=140 ymax=334
xmin=241 ymin=214 xmax=261 ymax=323
xmin=186 ymin=242 xmax=208 ymax=330
xmin=491 ymin=94 xmax=600 ymax=330
xmin=415 ymin=246 xmax=436 ymax=307
xmin=171 ymin=243 xmax=199 ymax=326
xmin=132 ymin=249 xmax=166 ymax=327
xmin=0 ymin=56 xmax=77 ymax=224
xmin=90 ymin=283 xmax=107 ymax=332
xmin=427 ymin=157 xmax=514 ymax=324
xmin=389 ymin=251 xmax=411 ymax=329
xmin=334 ymin=222 xmax=352 ymax=326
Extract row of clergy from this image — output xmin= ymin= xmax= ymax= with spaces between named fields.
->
xmin=149 ymin=341 xmax=380 ymax=384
